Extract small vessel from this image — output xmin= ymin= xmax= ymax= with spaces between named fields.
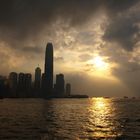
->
xmin=123 ymin=96 xmax=128 ymax=99
xmin=104 ymin=97 xmax=110 ymax=99
xmin=132 ymin=97 xmax=136 ymax=99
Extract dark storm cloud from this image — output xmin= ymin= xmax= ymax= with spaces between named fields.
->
xmin=102 ymin=0 xmax=139 ymax=15
xmin=103 ymin=8 xmax=140 ymax=51
xmin=0 ymin=0 xmax=138 ymax=55
xmin=0 ymin=0 xmax=139 ymax=41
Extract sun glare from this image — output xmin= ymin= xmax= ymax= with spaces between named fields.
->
xmin=93 ymin=56 xmax=108 ymax=70
xmin=88 ymin=55 xmax=109 ymax=73
xmin=87 ymin=55 xmax=115 ymax=79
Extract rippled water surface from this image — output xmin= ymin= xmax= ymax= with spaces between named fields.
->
xmin=0 ymin=98 xmax=140 ymax=140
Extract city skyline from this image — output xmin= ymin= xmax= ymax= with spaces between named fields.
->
xmin=0 ymin=43 xmax=72 ymax=98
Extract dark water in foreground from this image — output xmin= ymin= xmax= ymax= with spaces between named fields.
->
xmin=0 ymin=98 xmax=140 ymax=140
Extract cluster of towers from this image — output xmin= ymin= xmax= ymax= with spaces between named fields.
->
xmin=9 ymin=72 xmax=32 ymax=97
xmin=0 ymin=43 xmax=71 ymax=98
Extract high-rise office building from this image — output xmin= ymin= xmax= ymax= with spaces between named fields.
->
xmin=25 ymin=73 xmax=32 ymax=92
xmin=66 ymin=83 xmax=71 ymax=96
xmin=0 ymin=76 xmax=5 ymax=87
xmin=41 ymin=73 xmax=45 ymax=89
xmin=18 ymin=73 xmax=32 ymax=97
xmin=34 ymin=67 xmax=41 ymax=89
xmin=9 ymin=72 xmax=18 ymax=91
xmin=9 ymin=72 xmax=18 ymax=97
xmin=18 ymin=73 xmax=25 ymax=92
xmin=0 ymin=76 xmax=7 ymax=97
xmin=56 ymin=74 xmax=65 ymax=96
xmin=44 ymin=43 xmax=53 ymax=97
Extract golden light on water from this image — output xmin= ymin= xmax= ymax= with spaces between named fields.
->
xmin=94 ymin=97 xmax=106 ymax=109
xmin=87 ymin=98 xmax=122 ymax=138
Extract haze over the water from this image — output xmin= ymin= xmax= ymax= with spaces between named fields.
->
xmin=0 ymin=0 xmax=140 ymax=97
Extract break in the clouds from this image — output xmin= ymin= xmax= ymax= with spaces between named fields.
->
xmin=0 ymin=0 xmax=140 ymax=96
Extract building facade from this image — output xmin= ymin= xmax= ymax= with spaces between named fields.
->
xmin=34 ymin=67 xmax=41 ymax=89
xmin=44 ymin=43 xmax=53 ymax=97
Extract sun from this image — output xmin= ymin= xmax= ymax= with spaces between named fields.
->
xmin=86 ymin=55 xmax=118 ymax=81
xmin=87 ymin=55 xmax=112 ymax=78
xmin=92 ymin=56 xmax=108 ymax=71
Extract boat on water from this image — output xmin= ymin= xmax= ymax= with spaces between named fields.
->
xmin=123 ymin=96 xmax=128 ymax=99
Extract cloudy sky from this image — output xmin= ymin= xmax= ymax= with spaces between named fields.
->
xmin=0 ymin=0 xmax=140 ymax=97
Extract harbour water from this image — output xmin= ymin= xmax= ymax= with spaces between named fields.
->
xmin=0 ymin=98 xmax=140 ymax=140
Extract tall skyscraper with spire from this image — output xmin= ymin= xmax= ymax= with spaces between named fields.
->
xmin=44 ymin=42 xmax=53 ymax=97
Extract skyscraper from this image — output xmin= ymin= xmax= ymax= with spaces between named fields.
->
xmin=25 ymin=73 xmax=32 ymax=92
xmin=44 ymin=43 xmax=53 ymax=97
xmin=18 ymin=73 xmax=32 ymax=97
xmin=66 ymin=83 xmax=71 ymax=96
xmin=9 ymin=72 xmax=18 ymax=92
xmin=55 ymin=74 xmax=65 ymax=97
xmin=18 ymin=73 xmax=25 ymax=92
xmin=34 ymin=66 xmax=41 ymax=89
xmin=0 ymin=76 xmax=7 ymax=98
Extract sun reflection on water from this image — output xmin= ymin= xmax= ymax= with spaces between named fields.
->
xmin=87 ymin=97 xmax=122 ymax=138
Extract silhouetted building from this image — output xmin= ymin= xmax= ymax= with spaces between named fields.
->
xmin=66 ymin=83 xmax=71 ymax=96
xmin=44 ymin=43 xmax=53 ymax=97
xmin=18 ymin=73 xmax=32 ymax=97
xmin=9 ymin=72 xmax=18 ymax=97
xmin=25 ymin=73 xmax=32 ymax=92
xmin=0 ymin=76 xmax=7 ymax=98
xmin=41 ymin=73 xmax=45 ymax=88
xmin=18 ymin=73 xmax=25 ymax=93
xmin=55 ymin=74 xmax=65 ymax=97
xmin=41 ymin=73 xmax=46 ymax=97
xmin=34 ymin=67 xmax=41 ymax=89
xmin=0 ymin=76 xmax=5 ymax=86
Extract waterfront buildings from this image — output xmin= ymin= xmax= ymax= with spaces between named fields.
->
xmin=1 ymin=42 xmax=71 ymax=98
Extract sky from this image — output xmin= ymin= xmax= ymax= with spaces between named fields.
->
xmin=0 ymin=0 xmax=140 ymax=97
